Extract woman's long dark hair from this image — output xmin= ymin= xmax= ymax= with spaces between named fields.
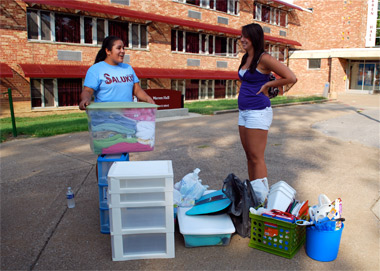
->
xmin=238 ymin=23 xmax=265 ymax=74
xmin=94 ymin=36 xmax=122 ymax=64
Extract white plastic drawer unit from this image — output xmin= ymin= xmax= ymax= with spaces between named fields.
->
xmin=107 ymin=160 xmax=173 ymax=192
xmin=108 ymin=189 xmax=174 ymax=207
xmin=109 ymin=206 xmax=174 ymax=234
xmin=111 ymin=232 xmax=175 ymax=261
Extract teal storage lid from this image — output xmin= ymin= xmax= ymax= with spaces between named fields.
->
xmin=86 ymin=102 xmax=159 ymax=109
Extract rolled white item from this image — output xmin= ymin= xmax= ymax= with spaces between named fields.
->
xmin=136 ymin=121 xmax=155 ymax=140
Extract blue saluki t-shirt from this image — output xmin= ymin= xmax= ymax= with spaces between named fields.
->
xmin=84 ymin=61 xmax=139 ymax=102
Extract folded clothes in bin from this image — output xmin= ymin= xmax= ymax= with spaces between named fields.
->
xmin=86 ymin=102 xmax=159 ymax=154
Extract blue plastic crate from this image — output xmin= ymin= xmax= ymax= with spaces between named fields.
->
xmin=98 ymin=183 xmax=108 ymax=209
xmin=97 ymin=153 xmax=129 ymax=185
xmin=99 ymin=207 xmax=110 ymax=234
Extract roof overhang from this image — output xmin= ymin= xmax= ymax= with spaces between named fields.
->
xmin=19 ymin=64 xmax=89 ymax=78
xmin=289 ymin=48 xmax=380 ymax=60
xmin=271 ymin=0 xmax=304 ymax=11
xmin=19 ymin=64 xmax=239 ymax=80
xmin=23 ymin=0 xmax=301 ymax=46
xmin=0 ymin=63 xmax=13 ymax=78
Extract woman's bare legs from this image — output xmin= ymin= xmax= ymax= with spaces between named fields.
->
xmin=239 ymin=126 xmax=269 ymax=181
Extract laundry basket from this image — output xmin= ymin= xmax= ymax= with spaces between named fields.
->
xmin=248 ymin=212 xmax=306 ymax=259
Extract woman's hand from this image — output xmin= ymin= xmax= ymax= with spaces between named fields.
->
xmin=257 ymin=84 xmax=270 ymax=97
xmin=145 ymin=95 xmax=155 ymax=104
xmin=79 ymin=87 xmax=94 ymax=110
xmin=79 ymin=97 xmax=91 ymax=110
xmin=133 ymin=83 xmax=156 ymax=104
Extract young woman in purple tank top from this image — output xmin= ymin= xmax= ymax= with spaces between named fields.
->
xmin=238 ymin=23 xmax=297 ymax=183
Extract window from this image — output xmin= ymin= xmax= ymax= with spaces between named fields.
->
xmin=266 ymin=43 xmax=288 ymax=63
xmin=31 ymin=78 xmax=82 ymax=108
xmin=262 ymin=5 xmax=270 ymax=23
xmin=171 ymin=79 xmax=238 ymax=100
xmin=186 ymin=32 xmax=200 ymax=53
xmin=97 ymin=19 xmax=105 ymax=45
xmin=131 ymin=23 xmax=148 ymax=49
xmin=175 ymin=0 xmax=239 ymax=15
xmin=55 ymin=13 xmax=80 ymax=43
xmin=27 ymin=10 xmax=51 ymax=40
xmin=186 ymin=79 xmax=199 ymax=100
xmin=31 ymin=79 xmax=55 ymax=108
xmin=57 ymin=79 xmax=82 ymax=106
xmin=27 ymin=10 xmax=39 ymax=40
xmin=172 ymin=30 xmax=238 ymax=57
xmin=253 ymin=3 xmax=288 ymax=27
xmin=40 ymin=11 xmax=51 ymax=40
xmin=109 ymin=20 xmax=128 ymax=47
xmin=26 ymin=8 xmax=148 ymax=49
xmin=84 ymin=17 xmax=93 ymax=44
xmin=308 ymin=59 xmax=321 ymax=69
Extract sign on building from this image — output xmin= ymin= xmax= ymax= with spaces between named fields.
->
xmin=365 ymin=0 xmax=378 ymax=47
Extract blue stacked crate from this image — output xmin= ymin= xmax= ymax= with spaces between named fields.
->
xmin=98 ymin=153 xmax=129 ymax=234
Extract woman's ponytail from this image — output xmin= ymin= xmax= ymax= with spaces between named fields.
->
xmin=94 ymin=36 xmax=122 ymax=64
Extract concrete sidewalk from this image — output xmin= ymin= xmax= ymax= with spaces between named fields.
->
xmin=1 ymin=93 xmax=379 ymax=270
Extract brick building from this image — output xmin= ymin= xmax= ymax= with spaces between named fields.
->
xmin=290 ymin=0 xmax=380 ymax=96
xmin=0 ymin=0 xmax=379 ymax=117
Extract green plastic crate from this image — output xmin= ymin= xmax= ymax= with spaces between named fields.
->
xmin=248 ymin=212 xmax=306 ymax=259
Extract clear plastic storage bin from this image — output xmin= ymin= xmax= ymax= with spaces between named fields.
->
xmin=86 ymin=102 xmax=159 ymax=155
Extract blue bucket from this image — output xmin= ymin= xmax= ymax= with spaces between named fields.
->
xmin=306 ymin=223 xmax=344 ymax=262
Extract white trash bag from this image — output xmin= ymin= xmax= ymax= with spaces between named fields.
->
xmin=250 ymin=177 xmax=269 ymax=205
xmin=174 ymin=168 xmax=209 ymax=207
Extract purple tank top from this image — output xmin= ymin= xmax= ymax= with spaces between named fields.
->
xmin=238 ymin=69 xmax=271 ymax=110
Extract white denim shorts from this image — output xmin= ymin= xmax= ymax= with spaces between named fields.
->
xmin=238 ymin=107 xmax=273 ymax=130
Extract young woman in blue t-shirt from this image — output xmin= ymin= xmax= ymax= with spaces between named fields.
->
xmin=238 ymin=23 xmax=297 ymax=182
xmin=79 ymin=36 xmax=154 ymax=110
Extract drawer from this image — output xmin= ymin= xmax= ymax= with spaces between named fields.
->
xmin=108 ymin=176 xmax=173 ymax=192
xmin=111 ymin=232 xmax=174 ymax=261
xmin=109 ymin=206 xmax=174 ymax=234
xmin=108 ymin=190 xmax=173 ymax=207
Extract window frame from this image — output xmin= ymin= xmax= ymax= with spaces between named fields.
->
xmin=253 ymin=2 xmax=288 ymax=28
xmin=174 ymin=0 xmax=240 ymax=15
xmin=30 ymin=78 xmax=83 ymax=109
xmin=26 ymin=8 xmax=148 ymax=50
xmin=171 ymin=29 xmax=238 ymax=57
xmin=171 ymin=79 xmax=238 ymax=101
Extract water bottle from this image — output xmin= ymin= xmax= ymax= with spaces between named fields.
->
xmin=66 ymin=187 xmax=75 ymax=208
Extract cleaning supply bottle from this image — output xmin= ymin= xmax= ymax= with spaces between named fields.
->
xmin=66 ymin=187 xmax=75 ymax=208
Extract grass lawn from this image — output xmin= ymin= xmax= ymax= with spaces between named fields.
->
xmin=0 ymin=113 xmax=88 ymax=142
xmin=185 ymin=95 xmax=327 ymax=115
xmin=0 ymin=96 xmax=327 ymax=142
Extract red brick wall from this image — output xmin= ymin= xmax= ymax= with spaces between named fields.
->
xmin=293 ymin=0 xmax=368 ymax=49
xmin=288 ymin=58 xmax=330 ymax=95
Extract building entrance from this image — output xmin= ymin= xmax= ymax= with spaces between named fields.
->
xmin=349 ymin=60 xmax=380 ymax=93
